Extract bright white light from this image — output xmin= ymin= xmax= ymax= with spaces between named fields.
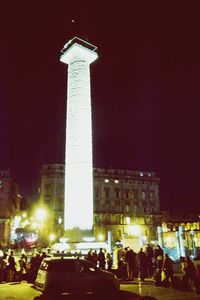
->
xmin=130 ymin=225 xmax=141 ymax=236
xmin=115 ymin=180 xmax=119 ymax=183
xmin=35 ymin=208 xmax=47 ymax=221
xmin=83 ymin=237 xmax=95 ymax=242
xmin=58 ymin=217 xmax=62 ymax=224
xmin=105 ymin=179 xmax=109 ymax=183
xmin=61 ymin=39 xmax=98 ymax=230
xmin=126 ymin=217 xmax=131 ymax=225
xmin=49 ymin=233 xmax=56 ymax=242
xmin=59 ymin=237 xmax=69 ymax=243
xmin=98 ymin=234 xmax=104 ymax=241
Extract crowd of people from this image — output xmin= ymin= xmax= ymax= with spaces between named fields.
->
xmin=109 ymin=244 xmax=200 ymax=293
xmin=1 ymin=244 xmax=200 ymax=294
xmin=0 ymin=249 xmax=50 ymax=283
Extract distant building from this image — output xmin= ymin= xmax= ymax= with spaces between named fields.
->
xmin=39 ymin=163 xmax=65 ymax=237
xmin=158 ymin=210 xmax=200 ymax=260
xmin=39 ymin=164 xmax=160 ymax=246
xmin=0 ymin=170 xmax=21 ymax=247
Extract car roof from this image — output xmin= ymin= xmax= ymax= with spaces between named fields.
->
xmin=43 ymin=256 xmax=87 ymax=263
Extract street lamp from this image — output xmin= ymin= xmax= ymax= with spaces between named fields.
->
xmin=35 ymin=208 xmax=47 ymax=221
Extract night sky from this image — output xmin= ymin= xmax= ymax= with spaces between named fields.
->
xmin=0 ymin=2 xmax=200 ymax=212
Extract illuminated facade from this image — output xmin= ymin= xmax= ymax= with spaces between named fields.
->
xmin=93 ymin=168 xmax=160 ymax=245
xmin=60 ymin=37 xmax=98 ymax=230
xmin=39 ymin=163 xmax=65 ymax=235
xmin=158 ymin=211 xmax=200 ymax=260
xmin=0 ymin=170 xmax=21 ymax=247
xmin=39 ymin=164 xmax=160 ymax=244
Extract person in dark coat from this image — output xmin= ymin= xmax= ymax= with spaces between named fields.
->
xmin=162 ymin=253 xmax=174 ymax=287
xmin=145 ymin=244 xmax=154 ymax=277
xmin=97 ymin=248 xmax=106 ymax=269
xmin=125 ymin=247 xmax=136 ymax=281
xmin=182 ymin=256 xmax=199 ymax=291
xmin=7 ymin=251 xmax=16 ymax=282
xmin=137 ymin=248 xmax=147 ymax=282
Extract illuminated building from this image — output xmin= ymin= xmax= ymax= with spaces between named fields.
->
xmin=158 ymin=211 xmax=200 ymax=260
xmin=0 ymin=170 xmax=22 ymax=247
xmin=93 ymin=168 xmax=160 ymax=249
xmin=39 ymin=164 xmax=160 ymax=246
xmin=39 ymin=163 xmax=65 ymax=236
xmin=60 ymin=37 xmax=98 ymax=230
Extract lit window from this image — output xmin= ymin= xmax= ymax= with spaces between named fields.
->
xmin=105 ymin=179 xmax=109 ymax=183
xmin=115 ymin=180 xmax=119 ymax=183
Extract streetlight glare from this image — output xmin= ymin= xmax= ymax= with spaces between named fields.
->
xmin=49 ymin=233 xmax=56 ymax=242
xmin=35 ymin=208 xmax=47 ymax=221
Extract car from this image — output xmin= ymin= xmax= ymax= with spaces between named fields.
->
xmin=34 ymin=256 xmax=119 ymax=296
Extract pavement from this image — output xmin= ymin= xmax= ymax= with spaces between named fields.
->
xmin=119 ymin=277 xmax=200 ymax=300
xmin=0 ymin=280 xmax=200 ymax=300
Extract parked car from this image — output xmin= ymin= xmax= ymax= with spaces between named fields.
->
xmin=34 ymin=256 xmax=119 ymax=296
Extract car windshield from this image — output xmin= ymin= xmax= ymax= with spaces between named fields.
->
xmin=40 ymin=259 xmax=76 ymax=272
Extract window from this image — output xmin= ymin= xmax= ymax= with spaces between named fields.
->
xmin=132 ymin=189 xmax=137 ymax=199
xmin=45 ymin=184 xmax=51 ymax=196
xmin=104 ymin=187 xmax=110 ymax=198
xmin=142 ymin=191 xmax=146 ymax=199
xmin=115 ymin=188 xmax=120 ymax=199
xmin=95 ymin=188 xmax=99 ymax=198
xmin=125 ymin=190 xmax=129 ymax=199
xmin=47 ymin=260 xmax=76 ymax=272
xmin=150 ymin=191 xmax=154 ymax=200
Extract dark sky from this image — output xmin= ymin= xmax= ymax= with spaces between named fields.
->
xmin=0 ymin=2 xmax=200 ymax=212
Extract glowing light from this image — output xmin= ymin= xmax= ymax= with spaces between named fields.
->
xmin=22 ymin=213 xmax=27 ymax=218
xmin=58 ymin=217 xmax=62 ymax=224
xmin=60 ymin=38 xmax=98 ymax=230
xmin=83 ymin=237 xmax=95 ymax=242
xmin=49 ymin=233 xmax=56 ymax=242
xmin=97 ymin=234 xmax=104 ymax=241
xmin=130 ymin=225 xmax=141 ymax=236
xmin=115 ymin=180 xmax=119 ymax=183
xmin=35 ymin=208 xmax=47 ymax=221
xmin=126 ymin=217 xmax=131 ymax=225
xmin=105 ymin=179 xmax=109 ymax=183
xmin=59 ymin=237 xmax=69 ymax=243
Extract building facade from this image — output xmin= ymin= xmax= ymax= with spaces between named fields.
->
xmin=39 ymin=164 xmax=160 ymax=246
xmin=39 ymin=163 xmax=65 ymax=237
xmin=0 ymin=170 xmax=21 ymax=247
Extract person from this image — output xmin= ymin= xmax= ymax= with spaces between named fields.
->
xmin=7 ymin=251 xmax=16 ymax=282
xmin=182 ymin=256 xmax=198 ymax=291
xmin=137 ymin=248 xmax=147 ymax=282
xmin=97 ymin=248 xmax=106 ymax=269
xmin=145 ymin=244 xmax=154 ymax=277
xmin=18 ymin=253 xmax=27 ymax=280
xmin=106 ymin=251 xmax=113 ymax=271
xmin=0 ymin=252 xmax=8 ymax=282
xmin=162 ymin=253 xmax=174 ymax=287
xmin=154 ymin=245 xmax=164 ymax=273
xmin=124 ymin=247 xmax=136 ymax=281
xmin=87 ymin=249 xmax=94 ymax=262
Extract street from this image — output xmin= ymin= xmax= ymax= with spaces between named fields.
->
xmin=0 ymin=281 xmax=200 ymax=300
